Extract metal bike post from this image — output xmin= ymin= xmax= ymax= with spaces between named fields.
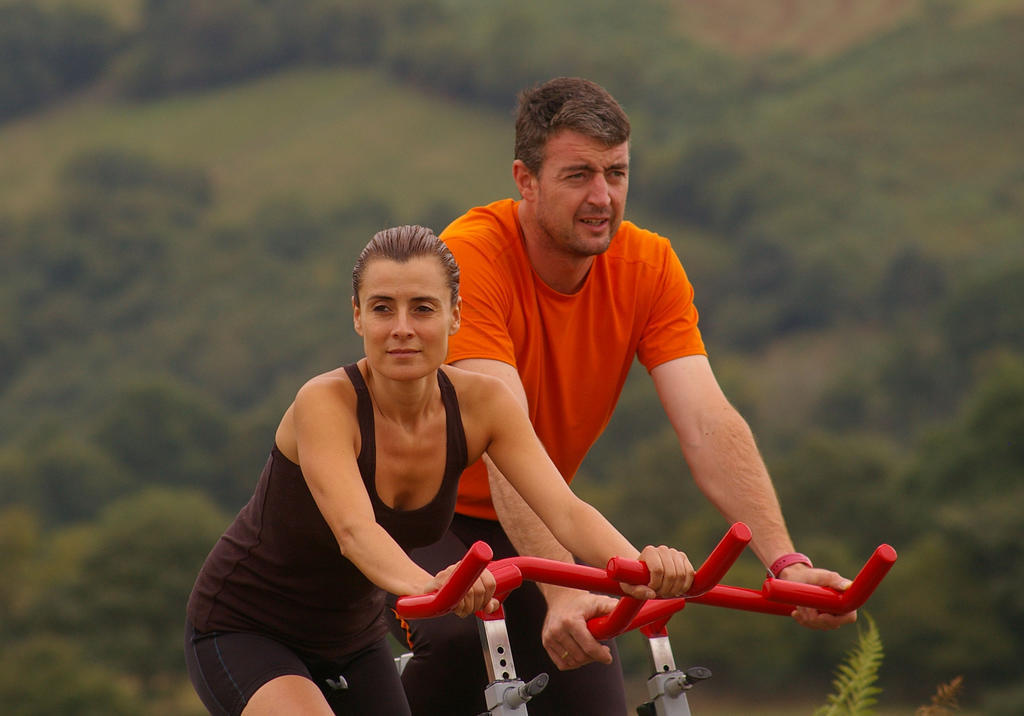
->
xmin=478 ymin=609 xmax=548 ymax=714
xmin=637 ymin=625 xmax=711 ymax=716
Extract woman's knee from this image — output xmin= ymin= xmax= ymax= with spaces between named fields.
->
xmin=243 ymin=675 xmax=333 ymax=715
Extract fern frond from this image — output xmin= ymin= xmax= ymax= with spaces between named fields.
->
xmin=915 ymin=675 xmax=964 ymax=715
xmin=814 ymin=612 xmax=884 ymax=716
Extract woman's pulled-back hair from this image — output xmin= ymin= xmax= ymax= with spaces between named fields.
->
xmin=514 ymin=77 xmax=631 ymax=175
xmin=352 ymin=225 xmax=460 ymax=306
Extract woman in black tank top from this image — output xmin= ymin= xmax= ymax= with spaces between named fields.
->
xmin=185 ymin=226 xmax=695 ymax=716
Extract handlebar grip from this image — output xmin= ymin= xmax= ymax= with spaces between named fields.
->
xmin=606 ymin=557 xmax=649 ymax=585
xmin=689 ymin=522 xmax=751 ymax=596
xmin=762 ymin=544 xmax=898 ymax=614
xmin=591 ymin=523 xmax=754 ymax=639
xmin=487 ymin=562 xmax=524 ymax=597
xmin=588 ymin=596 xmax=647 ymax=640
xmin=394 ymin=540 xmax=493 ymax=619
xmin=607 ymin=522 xmax=751 ymax=595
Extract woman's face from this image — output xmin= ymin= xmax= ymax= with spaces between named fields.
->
xmin=353 ymin=256 xmax=460 ymax=381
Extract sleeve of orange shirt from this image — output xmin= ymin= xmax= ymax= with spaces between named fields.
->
xmin=637 ymin=237 xmax=705 ymax=370
xmin=443 ymin=202 xmax=520 ymax=367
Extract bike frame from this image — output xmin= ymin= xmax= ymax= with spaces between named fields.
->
xmin=394 ymin=523 xmax=897 ymax=715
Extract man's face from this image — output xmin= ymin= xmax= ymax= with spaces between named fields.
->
xmin=528 ymin=130 xmax=629 ymax=258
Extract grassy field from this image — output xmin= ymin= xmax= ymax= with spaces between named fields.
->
xmin=19 ymin=0 xmax=141 ymax=28
xmin=0 ymin=67 xmax=515 ymax=223
xmin=672 ymin=0 xmax=1023 ymax=58
xmin=673 ymin=0 xmax=919 ymax=58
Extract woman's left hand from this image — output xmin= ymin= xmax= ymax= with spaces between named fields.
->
xmin=427 ymin=562 xmax=499 ymax=618
xmin=619 ymin=545 xmax=694 ymax=600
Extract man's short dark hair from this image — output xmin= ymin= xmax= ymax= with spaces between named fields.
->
xmin=514 ymin=77 xmax=631 ymax=175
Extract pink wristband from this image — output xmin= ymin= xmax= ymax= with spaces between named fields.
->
xmin=768 ymin=552 xmax=813 ymax=578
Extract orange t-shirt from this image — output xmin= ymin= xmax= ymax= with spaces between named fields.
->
xmin=442 ymin=199 xmax=707 ymax=521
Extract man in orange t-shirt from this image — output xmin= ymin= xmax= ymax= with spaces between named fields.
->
xmin=445 ymin=198 xmax=707 ymax=523
xmin=391 ymin=77 xmax=855 ymax=716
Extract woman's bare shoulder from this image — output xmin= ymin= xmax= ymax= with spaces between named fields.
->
xmin=295 ymin=364 xmax=361 ymax=402
xmin=277 ymin=365 xmax=361 ymax=457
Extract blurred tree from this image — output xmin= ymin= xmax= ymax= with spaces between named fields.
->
xmin=876 ymin=246 xmax=948 ymax=321
xmin=93 ymin=379 xmax=244 ymax=506
xmin=123 ymin=0 xmax=411 ymax=96
xmin=0 ymin=636 xmax=145 ymax=715
xmin=126 ymin=0 xmax=283 ymax=95
xmin=26 ymin=488 xmax=228 ymax=687
xmin=13 ymin=149 xmax=210 ymax=345
xmin=269 ymin=0 xmax=385 ymax=65
xmin=252 ymin=198 xmax=325 ymax=261
xmin=0 ymin=507 xmax=41 ymax=626
xmin=0 ymin=432 xmax=131 ymax=525
xmin=769 ymin=431 xmax=906 ymax=554
xmin=876 ymin=353 xmax=1024 ymax=698
xmin=61 ymin=146 xmax=211 ymax=200
xmin=0 ymin=1 xmax=121 ymax=122
xmin=637 ymin=138 xmax=751 ymax=233
xmin=582 ymin=427 xmax=698 ymax=549
xmin=940 ymin=263 xmax=1024 ymax=363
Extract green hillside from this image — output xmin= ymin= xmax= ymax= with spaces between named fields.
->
xmin=0 ymin=67 xmax=513 ymax=222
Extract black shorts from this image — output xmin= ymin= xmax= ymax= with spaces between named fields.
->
xmin=184 ymin=622 xmax=410 ymax=716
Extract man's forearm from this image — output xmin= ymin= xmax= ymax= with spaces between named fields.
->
xmin=683 ymin=405 xmax=796 ymax=567
xmin=485 ymin=453 xmax=575 ymax=563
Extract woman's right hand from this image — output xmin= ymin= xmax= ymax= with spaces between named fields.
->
xmin=427 ymin=562 xmax=499 ymax=618
xmin=619 ymin=545 xmax=695 ymax=600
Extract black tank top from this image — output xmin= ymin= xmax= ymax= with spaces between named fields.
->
xmin=187 ymin=365 xmax=468 ymax=659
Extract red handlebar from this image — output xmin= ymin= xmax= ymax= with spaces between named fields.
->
xmin=395 ymin=545 xmax=654 ymax=621
xmin=588 ymin=522 xmax=753 ymax=639
xmin=394 ymin=540 xmax=493 ymax=619
xmin=761 ymin=543 xmax=898 ymax=613
xmin=599 ymin=543 xmax=900 ymax=637
xmin=393 ymin=525 xmax=897 ymax=639
xmin=487 ymin=553 xmax=653 ymax=599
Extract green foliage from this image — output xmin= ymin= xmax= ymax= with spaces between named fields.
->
xmin=24 ymin=488 xmax=228 ymax=684
xmin=770 ymin=432 xmax=906 ymax=554
xmin=0 ymin=432 xmax=131 ymax=525
xmin=17 ymin=147 xmax=209 ymax=303
xmin=876 ymin=247 xmax=949 ymax=320
xmin=940 ymin=263 xmax=1024 ymax=362
xmin=815 ymin=613 xmax=884 ymax=716
xmin=0 ymin=1 xmax=121 ymax=122
xmin=60 ymin=147 xmax=212 ymax=210
xmin=579 ymin=427 xmax=696 ymax=549
xmin=122 ymin=0 xmax=397 ymax=96
xmin=93 ymin=378 xmax=241 ymax=504
xmin=902 ymin=355 xmax=1024 ymax=683
xmin=911 ymin=352 xmax=1024 ymax=506
xmin=0 ymin=636 xmax=145 ymax=715
xmin=859 ymin=359 xmax=1024 ymax=697
xmin=0 ymin=507 xmax=41 ymax=618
